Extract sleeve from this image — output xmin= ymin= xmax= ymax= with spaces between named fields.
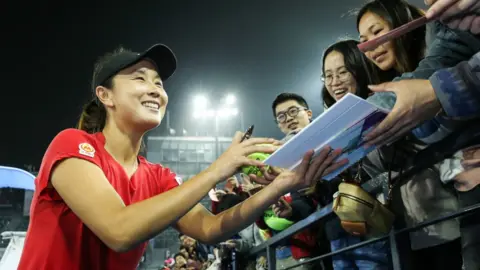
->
xmin=159 ymin=167 xmax=181 ymax=193
xmin=395 ymin=23 xmax=479 ymax=82
xmin=37 ymin=128 xmax=103 ymax=192
xmin=233 ymin=238 xmax=253 ymax=253
xmin=430 ymin=51 xmax=480 ymax=120
xmin=367 ymin=22 xmax=480 ymax=111
xmin=288 ymin=192 xmax=316 ymax=222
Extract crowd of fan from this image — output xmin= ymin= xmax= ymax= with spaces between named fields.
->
xmin=160 ymin=234 xmax=217 ymax=270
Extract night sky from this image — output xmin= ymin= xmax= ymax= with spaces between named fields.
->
xmin=3 ymin=0 xmax=426 ymax=168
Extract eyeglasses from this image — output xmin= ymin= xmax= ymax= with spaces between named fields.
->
xmin=275 ymin=106 xmax=307 ymax=124
xmin=321 ymin=69 xmax=352 ymax=85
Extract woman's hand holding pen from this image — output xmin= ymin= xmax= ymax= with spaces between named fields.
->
xmin=207 ymin=131 xmax=280 ymax=182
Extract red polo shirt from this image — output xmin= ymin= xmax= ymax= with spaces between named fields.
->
xmin=18 ymin=129 xmax=180 ymax=270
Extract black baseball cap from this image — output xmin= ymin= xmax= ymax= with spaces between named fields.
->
xmin=92 ymin=43 xmax=177 ymax=91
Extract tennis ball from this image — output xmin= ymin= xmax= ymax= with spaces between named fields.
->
xmin=241 ymin=152 xmax=271 ymax=177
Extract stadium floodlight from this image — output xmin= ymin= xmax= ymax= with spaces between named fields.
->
xmin=193 ymin=95 xmax=208 ymax=110
xmin=225 ymin=94 xmax=236 ymax=105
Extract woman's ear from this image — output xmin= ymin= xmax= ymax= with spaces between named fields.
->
xmin=95 ymin=86 xmax=114 ymax=108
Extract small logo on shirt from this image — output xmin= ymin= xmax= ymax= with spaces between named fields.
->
xmin=175 ymin=176 xmax=183 ymax=185
xmin=78 ymin=143 xmax=95 ymax=158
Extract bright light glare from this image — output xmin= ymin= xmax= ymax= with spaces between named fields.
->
xmin=205 ymin=109 xmax=216 ymax=117
xmin=192 ymin=107 xmax=239 ymax=118
xmin=217 ymin=108 xmax=229 ymax=118
xmin=193 ymin=95 xmax=208 ymax=109
xmin=225 ymin=94 xmax=236 ymax=105
xmin=217 ymin=107 xmax=239 ymax=118
xmin=192 ymin=111 xmax=202 ymax=119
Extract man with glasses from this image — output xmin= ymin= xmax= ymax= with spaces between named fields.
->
xmin=272 ymin=93 xmax=312 ymax=141
xmin=265 ymin=93 xmax=327 ymax=270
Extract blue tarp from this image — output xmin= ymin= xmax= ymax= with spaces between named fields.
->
xmin=0 ymin=166 xmax=35 ymax=191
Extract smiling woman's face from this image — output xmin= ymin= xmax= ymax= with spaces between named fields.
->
xmin=358 ymin=11 xmax=397 ymax=71
xmin=100 ymin=60 xmax=169 ymax=132
xmin=323 ymin=50 xmax=357 ymax=101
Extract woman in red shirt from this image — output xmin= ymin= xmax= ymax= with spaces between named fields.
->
xmin=18 ymin=44 xmax=346 ymax=270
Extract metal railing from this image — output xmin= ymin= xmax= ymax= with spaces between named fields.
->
xmin=248 ymin=125 xmax=480 ymax=270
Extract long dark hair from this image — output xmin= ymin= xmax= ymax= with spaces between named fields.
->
xmin=77 ymin=99 xmax=108 ymax=134
xmin=356 ymin=0 xmax=426 ymax=74
xmin=321 ymin=39 xmax=394 ymax=108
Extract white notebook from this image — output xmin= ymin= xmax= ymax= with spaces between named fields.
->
xmin=264 ymin=93 xmax=389 ymax=180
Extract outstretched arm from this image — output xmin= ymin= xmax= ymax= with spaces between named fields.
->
xmin=176 ymin=148 xmax=346 ymax=244
xmin=51 ymin=129 xmax=345 ymax=251
xmin=52 ymin=158 xmax=220 ymax=252
xmin=174 ymin=181 xmax=285 ymax=244
xmin=51 ymin=132 xmax=278 ymax=252
xmin=363 ymin=51 xmax=480 ymax=146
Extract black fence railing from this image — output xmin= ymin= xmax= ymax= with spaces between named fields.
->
xmin=283 ymin=202 xmax=480 ymax=270
xmin=247 ymin=124 xmax=480 ymax=270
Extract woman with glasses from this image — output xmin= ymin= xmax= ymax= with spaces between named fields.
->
xmin=321 ymin=40 xmax=394 ymax=108
xmin=321 ymin=39 xmax=393 ymax=270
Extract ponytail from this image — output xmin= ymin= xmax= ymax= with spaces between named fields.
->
xmin=76 ymin=98 xmax=147 ymax=155
xmin=77 ymin=99 xmax=107 ymax=134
